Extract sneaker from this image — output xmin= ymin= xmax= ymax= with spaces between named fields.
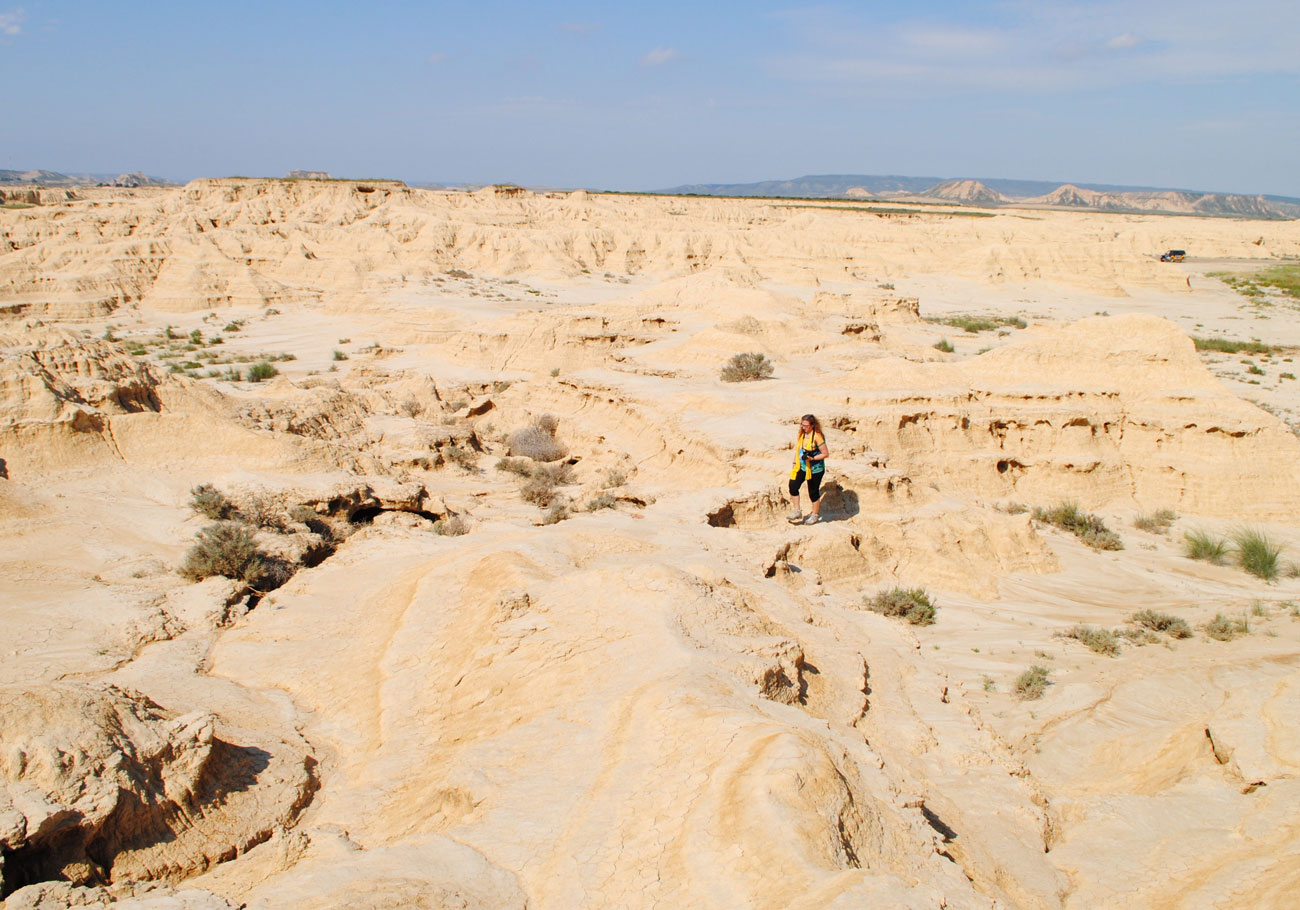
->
xmin=802 ymin=513 xmax=821 ymax=525
xmin=786 ymin=511 xmax=803 ymax=523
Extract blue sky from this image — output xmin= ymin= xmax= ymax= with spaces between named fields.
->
xmin=2 ymin=1 xmax=1298 ymax=195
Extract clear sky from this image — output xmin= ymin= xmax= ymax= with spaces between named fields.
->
xmin=3 ymin=1 xmax=1298 ymax=196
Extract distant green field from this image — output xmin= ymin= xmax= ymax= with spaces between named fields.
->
xmin=1210 ymin=263 xmax=1300 ymax=301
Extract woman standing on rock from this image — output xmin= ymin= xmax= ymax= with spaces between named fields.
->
xmin=787 ymin=414 xmax=828 ymax=525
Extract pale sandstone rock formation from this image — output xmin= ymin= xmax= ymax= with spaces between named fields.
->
xmin=2 ymin=181 xmax=1298 ymax=909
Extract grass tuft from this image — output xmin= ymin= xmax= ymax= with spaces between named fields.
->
xmin=1015 ymin=665 xmax=1051 ymax=700
xmin=1061 ymin=624 xmax=1121 ymax=656
xmin=1206 ymin=613 xmax=1250 ymax=641
xmin=246 ymin=361 xmax=278 ymax=382
xmin=933 ymin=338 xmax=954 ymax=353
xmin=1232 ymin=527 xmax=1282 ymax=580
xmin=1130 ymin=610 xmax=1192 ymax=639
xmin=1033 ymin=502 xmax=1123 ymax=550
xmin=1184 ymin=529 xmax=1229 ymax=564
xmin=1134 ymin=509 xmax=1177 ymax=534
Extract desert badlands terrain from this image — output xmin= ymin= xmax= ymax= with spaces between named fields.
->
xmin=2 ymin=180 xmax=1299 ymax=909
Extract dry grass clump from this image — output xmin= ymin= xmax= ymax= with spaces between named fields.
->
xmin=1184 ymin=529 xmax=1229 ymax=563
xmin=1206 ymin=613 xmax=1250 ymax=641
xmin=1060 ymin=624 xmax=1120 ymax=656
xmin=1130 ymin=609 xmax=1192 ymax=639
xmin=720 ymin=352 xmax=774 ymax=382
xmin=726 ymin=316 xmax=763 ymax=335
xmin=1233 ymin=527 xmax=1282 ymax=580
xmin=442 ymin=444 xmax=478 ymax=472
xmin=181 ymin=521 xmax=287 ymax=590
xmin=864 ymin=587 xmax=937 ymax=625
xmin=508 ymin=414 xmax=568 ymax=462
xmin=1032 ymin=503 xmax=1123 ymax=550
xmin=542 ymin=501 xmax=570 ymax=525
xmin=586 ymin=494 xmax=617 ymax=511
xmin=1015 ymin=665 xmax=1051 ymax=700
xmin=519 ymin=462 xmax=575 ymax=508
xmin=495 ymin=457 xmax=533 ymax=477
xmin=1134 ymin=509 xmax=1177 ymax=534
xmin=605 ymin=470 xmax=627 ymax=487
xmin=190 ymin=483 xmax=235 ymax=520
xmin=433 ymin=516 xmax=470 ymax=536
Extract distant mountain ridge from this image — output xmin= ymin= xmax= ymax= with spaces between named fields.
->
xmin=0 ymin=169 xmax=175 ymax=187
xmin=657 ymin=174 xmax=1300 ymax=219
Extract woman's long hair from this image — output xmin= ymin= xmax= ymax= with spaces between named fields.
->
xmin=801 ymin=414 xmax=822 ymax=437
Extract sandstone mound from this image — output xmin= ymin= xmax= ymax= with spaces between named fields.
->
xmin=0 ymin=684 xmax=312 ymax=899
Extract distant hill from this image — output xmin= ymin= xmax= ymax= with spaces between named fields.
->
xmin=657 ymin=173 xmax=1300 ymax=219
xmin=0 ymin=169 xmax=176 ymax=187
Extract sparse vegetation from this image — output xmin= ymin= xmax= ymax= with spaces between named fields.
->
xmin=246 ymin=361 xmax=278 ymax=382
xmin=933 ymin=338 xmax=954 ymax=353
xmin=1130 ymin=610 xmax=1192 ymax=639
xmin=333 ymin=349 xmax=349 ymax=361
xmin=720 ymin=352 xmax=774 ymax=382
xmin=727 ymin=315 xmax=763 ymax=335
xmin=1246 ymin=363 xmax=1266 ymax=376
xmin=224 ymin=320 xmax=244 ymax=333
xmin=586 ymin=494 xmax=617 ymax=511
xmin=605 ymin=470 xmax=627 ymax=487
xmin=1134 ymin=509 xmax=1177 ymax=534
xmin=1192 ymin=336 xmax=1276 ymax=355
xmin=542 ymin=501 xmax=570 ymax=525
xmin=1060 ymin=624 xmax=1120 ymax=656
xmin=1032 ymin=502 xmax=1123 ymax=550
xmin=398 ymin=398 xmax=421 ymax=417
xmin=1233 ymin=527 xmax=1282 ymax=580
xmin=190 ymin=483 xmax=235 ymax=520
xmin=864 ymin=587 xmax=937 ymax=625
xmin=927 ymin=314 xmax=1026 ymax=333
xmin=507 ymin=415 xmax=568 ymax=462
xmin=1014 ymin=665 xmax=1051 ymax=700
xmin=1184 ymin=529 xmax=1229 ymax=564
xmin=1206 ymin=613 xmax=1250 ymax=641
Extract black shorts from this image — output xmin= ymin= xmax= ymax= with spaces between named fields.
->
xmin=789 ymin=470 xmax=823 ymax=502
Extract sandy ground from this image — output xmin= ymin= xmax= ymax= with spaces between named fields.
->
xmin=1 ymin=181 xmax=1299 ymax=909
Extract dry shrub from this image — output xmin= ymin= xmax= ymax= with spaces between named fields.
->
xmin=1130 ymin=609 xmax=1192 ymax=638
xmin=1206 ymin=613 xmax=1250 ymax=641
xmin=508 ymin=414 xmax=567 ymax=462
xmin=542 ymin=501 xmax=570 ymax=525
xmin=443 ymin=444 xmax=478 ymax=472
xmin=181 ymin=521 xmax=288 ymax=590
xmin=586 ymin=494 xmax=617 ymax=511
xmin=190 ymin=483 xmax=235 ymax=520
xmin=1033 ymin=502 xmax=1123 ymax=550
xmin=496 ymin=457 xmax=533 ymax=477
xmin=864 ymin=587 xmax=936 ymax=625
xmin=1134 ymin=509 xmax=1177 ymax=534
xmin=720 ymin=352 xmax=774 ymax=382
xmin=434 ymin=515 xmax=470 ymax=536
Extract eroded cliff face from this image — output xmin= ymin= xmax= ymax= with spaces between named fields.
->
xmin=1 ymin=183 xmax=1298 ymax=909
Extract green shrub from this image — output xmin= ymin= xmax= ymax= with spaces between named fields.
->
xmin=1134 ymin=509 xmax=1177 ymax=534
xmin=720 ymin=352 xmax=774 ymax=382
xmin=928 ymin=314 xmax=1026 ymax=333
xmin=865 ymin=587 xmax=937 ymax=625
xmin=1233 ymin=528 xmax=1282 ymax=580
xmin=1061 ymin=624 xmax=1120 ymax=656
xmin=1033 ymin=503 xmax=1123 ymax=550
xmin=190 ymin=483 xmax=235 ymax=520
xmin=1184 ymin=529 xmax=1229 ymax=564
xmin=1206 ymin=613 xmax=1249 ymax=641
xmin=189 ymin=329 xmax=203 ymax=344
xmin=246 ymin=361 xmax=278 ymax=382
xmin=933 ymin=338 xmax=954 ymax=353
xmin=1015 ymin=665 xmax=1051 ymax=700
xmin=180 ymin=521 xmax=284 ymax=589
xmin=1130 ymin=610 xmax=1192 ymax=638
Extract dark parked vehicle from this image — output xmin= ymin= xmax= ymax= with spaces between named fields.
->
xmin=1160 ymin=249 xmax=1187 ymax=262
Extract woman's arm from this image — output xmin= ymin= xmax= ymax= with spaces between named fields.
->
xmin=814 ymin=439 xmax=829 ymax=462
